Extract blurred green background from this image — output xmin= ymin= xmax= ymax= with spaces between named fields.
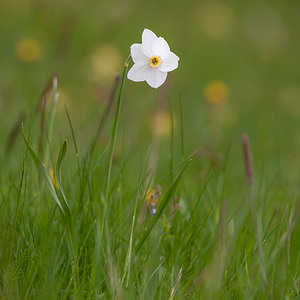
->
xmin=1 ymin=0 xmax=300 ymax=186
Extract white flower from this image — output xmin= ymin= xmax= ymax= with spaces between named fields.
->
xmin=127 ymin=29 xmax=179 ymax=89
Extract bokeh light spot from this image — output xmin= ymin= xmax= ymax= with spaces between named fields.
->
xmin=15 ymin=37 xmax=42 ymax=63
xmin=204 ymin=80 xmax=229 ymax=105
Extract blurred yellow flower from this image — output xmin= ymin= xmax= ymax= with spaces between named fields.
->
xmin=204 ymin=80 xmax=229 ymax=105
xmin=146 ymin=189 xmax=158 ymax=206
xmin=15 ymin=37 xmax=42 ymax=63
xmin=82 ymin=44 xmax=122 ymax=84
xmin=146 ymin=185 xmax=161 ymax=215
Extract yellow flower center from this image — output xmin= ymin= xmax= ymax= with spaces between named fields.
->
xmin=149 ymin=56 xmax=162 ymax=68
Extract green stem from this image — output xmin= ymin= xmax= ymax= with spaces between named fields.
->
xmin=104 ymin=55 xmax=131 ymax=202
xmin=88 ymin=73 xmax=121 ymax=159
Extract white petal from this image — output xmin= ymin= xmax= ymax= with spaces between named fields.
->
xmin=142 ymin=28 xmax=159 ymax=57
xmin=130 ymin=43 xmax=149 ymax=63
xmin=145 ymin=69 xmax=168 ymax=88
xmin=159 ymin=52 xmax=180 ymax=72
xmin=151 ymin=37 xmax=171 ymax=57
xmin=142 ymin=29 xmax=158 ymax=48
xmin=127 ymin=62 xmax=149 ymax=82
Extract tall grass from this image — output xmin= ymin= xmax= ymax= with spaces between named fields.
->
xmin=1 ymin=69 xmax=300 ymax=300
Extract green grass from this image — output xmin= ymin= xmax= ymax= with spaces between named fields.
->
xmin=1 ymin=1 xmax=300 ymax=299
xmin=1 ymin=66 xmax=300 ymax=300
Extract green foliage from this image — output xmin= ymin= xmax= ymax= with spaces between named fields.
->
xmin=1 ymin=1 xmax=300 ymax=299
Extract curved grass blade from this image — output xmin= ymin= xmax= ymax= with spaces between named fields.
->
xmin=21 ymin=123 xmax=65 ymax=215
xmin=56 ymin=140 xmax=69 ymax=209
xmin=56 ymin=140 xmax=78 ymax=257
xmin=105 ymin=55 xmax=131 ymax=203
xmin=64 ymin=105 xmax=82 ymax=185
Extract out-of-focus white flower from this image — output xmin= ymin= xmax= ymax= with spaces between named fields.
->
xmin=127 ymin=29 xmax=179 ymax=88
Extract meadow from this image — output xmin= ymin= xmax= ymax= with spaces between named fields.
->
xmin=1 ymin=0 xmax=300 ymax=299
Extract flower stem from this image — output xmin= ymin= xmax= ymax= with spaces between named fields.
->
xmin=105 ymin=55 xmax=131 ymax=202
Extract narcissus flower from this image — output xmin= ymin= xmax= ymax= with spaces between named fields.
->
xmin=127 ymin=29 xmax=179 ymax=88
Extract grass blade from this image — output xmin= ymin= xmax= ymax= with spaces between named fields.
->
xmin=21 ymin=123 xmax=65 ymax=215
xmin=122 ymin=147 xmax=151 ymax=287
xmin=56 ymin=140 xmax=78 ymax=259
xmin=135 ymin=158 xmax=191 ymax=252
xmin=105 ymin=55 xmax=131 ymax=202
xmin=64 ymin=105 xmax=82 ymax=185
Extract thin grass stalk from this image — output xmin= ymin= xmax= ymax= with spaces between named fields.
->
xmin=64 ymin=105 xmax=82 ymax=188
xmin=35 ymin=75 xmax=57 ymax=156
xmin=122 ymin=147 xmax=151 ymax=287
xmin=216 ymin=199 xmax=228 ymax=290
xmin=169 ymin=104 xmax=174 ymax=184
xmin=7 ymin=119 xmax=31 ymax=263
xmin=9 ymin=150 xmax=27 ymax=258
xmin=96 ymin=57 xmax=131 ymax=291
xmin=267 ymin=209 xmax=297 ymax=272
xmin=287 ymin=208 xmax=293 ymax=268
xmin=147 ymin=75 xmax=172 ymax=180
xmin=177 ymin=95 xmax=185 ymax=203
xmin=179 ymin=94 xmax=184 ymax=160
xmin=62 ymin=222 xmax=95 ymax=300
xmin=104 ymin=55 xmax=131 ymax=202
xmin=88 ymin=72 xmax=121 ymax=158
xmin=169 ymin=267 xmax=182 ymax=300
xmin=242 ymin=133 xmax=270 ymax=296
xmin=39 ymin=96 xmax=47 ymax=155
xmin=5 ymin=112 xmax=26 ymax=153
